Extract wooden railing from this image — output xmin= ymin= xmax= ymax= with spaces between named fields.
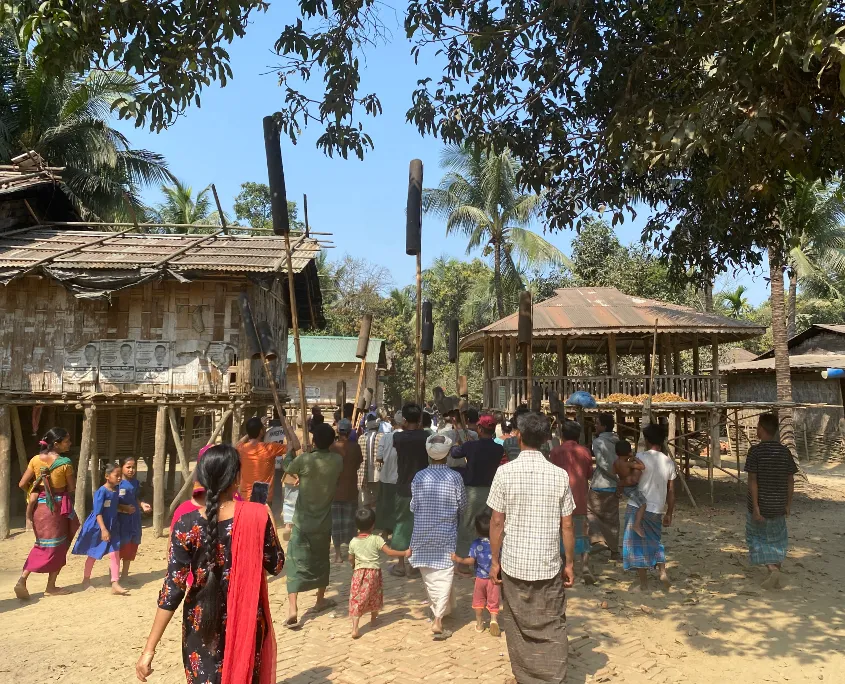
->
xmin=485 ymin=374 xmax=715 ymax=410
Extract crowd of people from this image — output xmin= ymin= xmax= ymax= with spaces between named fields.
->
xmin=11 ymin=399 xmax=798 ymax=684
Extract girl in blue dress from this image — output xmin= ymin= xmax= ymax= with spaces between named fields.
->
xmin=72 ymin=461 xmax=132 ymax=595
xmin=118 ymin=456 xmax=150 ymax=582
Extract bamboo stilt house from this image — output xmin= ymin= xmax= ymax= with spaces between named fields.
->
xmin=0 ymin=202 xmax=325 ymax=536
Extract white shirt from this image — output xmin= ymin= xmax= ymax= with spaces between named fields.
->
xmin=265 ymin=427 xmax=286 ymax=470
xmin=378 ymin=428 xmax=401 ymax=484
xmin=630 ymin=450 xmax=677 ymax=514
xmin=487 ymin=450 xmax=575 ymax=582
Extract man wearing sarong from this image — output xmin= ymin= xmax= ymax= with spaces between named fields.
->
xmin=357 ymin=415 xmax=382 ymax=509
xmin=284 ymin=422 xmax=343 ymax=626
xmin=331 ymin=419 xmax=363 ymax=563
xmin=375 ymin=411 xmax=404 ymax=534
xmin=589 ymin=412 xmax=621 ymax=560
xmin=549 ymin=419 xmax=595 ymax=584
xmin=744 ymin=412 xmax=798 ymax=590
xmin=408 ymin=434 xmax=467 ymax=639
xmin=389 ymin=403 xmax=429 ymax=577
xmin=452 ymin=414 xmax=503 ymax=557
xmin=622 ymin=423 xmax=675 ymax=592
xmin=488 ymin=412 xmax=576 ymax=684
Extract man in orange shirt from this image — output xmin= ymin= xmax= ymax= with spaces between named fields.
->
xmin=237 ymin=415 xmax=301 ymax=501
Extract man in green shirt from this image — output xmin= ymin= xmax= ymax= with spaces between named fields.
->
xmin=284 ymin=422 xmax=344 ymax=626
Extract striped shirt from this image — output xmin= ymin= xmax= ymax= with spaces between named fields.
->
xmin=409 ymin=464 xmax=468 ymax=570
xmin=744 ymin=441 xmax=798 ymax=518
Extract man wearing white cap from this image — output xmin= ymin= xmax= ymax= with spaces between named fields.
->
xmin=409 ymin=433 xmax=467 ymax=639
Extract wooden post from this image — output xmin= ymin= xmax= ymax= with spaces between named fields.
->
xmin=509 ymin=337 xmax=518 ymax=411
xmin=283 ymin=229 xmax=311 ymax=451
xmin=709 ymin=408 xmax=719 ymax=504
xmin=152 ymin=406 xmax=167 ymax=537
xmin=88 ymin=410 xmax=99 ymax=504
xmin=0 ymin=406 xmax=11 ymax=539
xmin=415 ymin=252 xmax=422 ymax=405
xmin=482 ymin=339 xmax=491 ymax=408
xmin=607 ymin=333 xmax=618 ymax=394
xmin=74 ymin=405 xmax=96 ymax=522
xmin=183 ymin=407 xmax=195 ymax=478
xmin=351 ymin=358 xmax=368 ymax=428
xmin=711 ymin=334 xmax=721 ymax=466
xmin=10 ymin=406 xmax=28 ymax=473
xmin=734 ymin=409 xmax=741 ymax=492
xmin=167 ymin=408 xmax=192 ymax=481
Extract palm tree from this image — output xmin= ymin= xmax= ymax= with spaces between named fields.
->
xmin=781 ymin=176 xmax=845 ymax=337
xmin=721 ymin=285 xmax=749 ymax=318
xmin=0 ymin=31 xmax=172 ymax=219
xmin=424 ymin=144 xmax=569 ymax=318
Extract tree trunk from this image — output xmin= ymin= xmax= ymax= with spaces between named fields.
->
xmin=769 ymin=245 xmax=797 ymax=457
xmin=703 ymin=279 xmax=714 ymax=312
xmin=786 ymin=267 xmax=797 ymax=339
xmin=494 ymin=241 xmax=505 ymax=318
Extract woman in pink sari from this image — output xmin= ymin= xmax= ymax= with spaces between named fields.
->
xmin=136 ymin=444 xmax=283 ymax=683
xmin=15 ymin=427 xmax=79 ymax=599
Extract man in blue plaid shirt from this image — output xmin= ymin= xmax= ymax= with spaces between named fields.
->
xmin=408 ymin=433 xmax=467 ymax=639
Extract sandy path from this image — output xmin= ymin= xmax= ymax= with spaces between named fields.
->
xmin=1 ymin=466 xmax=843 ymax=684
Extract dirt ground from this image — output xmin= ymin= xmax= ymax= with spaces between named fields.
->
xmin=1 ymin=464 xmax=843 ymax=684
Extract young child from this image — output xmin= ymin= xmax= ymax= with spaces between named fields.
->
xmin=72 ymin=461 xmax=132 ymax=595
xmin=117 ymin=456 xmax=151 ymax=582
xmin=451 ymin=513 xmax=501 ymax=636
xmin=613 ymin=439 xmax=648 ymax=538
xmin=348 ymin=507 xmax=410 ymax=638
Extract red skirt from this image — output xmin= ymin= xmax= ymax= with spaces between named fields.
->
xmin=349 ymin=568 xmax=383 ymax=616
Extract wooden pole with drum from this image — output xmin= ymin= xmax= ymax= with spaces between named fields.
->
xmin=518 ymin=291 xmax=532 ymax=408
xmin=421 ymin=301 xmax=434 ymax=404
xmin=263 ymin=115 xmax=310 ymax=449
xmin=406 ymin=159 xmax=423 ymax=405
xmin=351 ymin=313 xmax=373 ymax=429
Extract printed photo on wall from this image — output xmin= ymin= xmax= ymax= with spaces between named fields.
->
xmin=99 ymin=339 xmax=135 ymax=382
xmin=207 ymin=341 xmax=238 ymax=372
xmin=134 ymin=341 xmax=171 ymax=384
xmin=62 ymin=342 xmax=100 ymax=383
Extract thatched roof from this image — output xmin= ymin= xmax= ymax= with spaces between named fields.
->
xmin=460 ymin=287 xmax=765 ymax=355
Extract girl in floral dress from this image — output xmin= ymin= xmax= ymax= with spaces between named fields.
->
xmin=136 ymin=445 xmax=284 ymax=684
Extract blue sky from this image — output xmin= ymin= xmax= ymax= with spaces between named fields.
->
xmin=115 ymin=4 xmax=770 ymax=305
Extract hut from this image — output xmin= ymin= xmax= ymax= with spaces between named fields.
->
xmin=0 ymin=220 xmax=324 ymax=536
xmin=284 ymin=335 xmax=391 ymax=411
xmin=723 ymin=324 xmax=845 ymax=461
xmin=459 ymin=287 xmax=766 ymax=411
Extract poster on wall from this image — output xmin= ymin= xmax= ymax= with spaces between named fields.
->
xmin=62 ymin=342 xmax=99 ymax=383
xmin=207 ymin=342 xmax=238 ymax=372
xmin=134 ymin=341 xmax=171 ymax=384
xmin=99 ymin=339 xmax=135 ymax=382
xmin=289 ymin=386 xmax=321 ymax=403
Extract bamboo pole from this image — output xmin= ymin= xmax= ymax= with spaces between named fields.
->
xmin=211 ymin=184 xmax=229 ymax=235
xmin=152 ymin=406 xmax=168 ymax=537
xmin=639 ymin=319 xmax=660 ymax=450
xmin=415 ymin=252 xmax=422 ymax=405
xmin=283 ymin=230 xmax=310 ymax=451
xmin=74 ymin=405 xmax=96 ymax=522
xmin=734 ymin=409 xmax=741 ymax=492
xmin=182 ymin=407 xmax=195 ymax=486
xmin=10 ymin=405 xmax=28 ymax=473
xmin=351 ymin=358 xmax=368 ymax=429
xmin=88 ymin=410 xmax=99 ymax=508
xmin=709 ymin=408 xmax=718 ymax=504
xmin=168 ymin=408 xmax=192 ymax=481
xmin=0 ymin=406 xmax=11 ymax=538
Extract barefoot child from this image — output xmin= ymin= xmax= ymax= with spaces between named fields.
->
xmin=614 ymin=440 xmax=648 ymax=538
xmin=72 ymin=461 xmax=131 ymax=595
xmin=348 ymin=507 xmax=410 ymax=638
xmin=117 ymin=456 xmax=151 ymax=581
xmin=451 ymin=512 xmax=501 ymax=636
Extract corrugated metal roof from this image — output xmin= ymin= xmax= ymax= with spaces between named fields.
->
xmin=287 ymin=336 xmax=387 ymax=366
xmin=722 ymin=354 xmax=845 ymax=373
xmin=460 ymin=287 xmax=765 ymax=352
xmin=754 ymin=324 xmax=845 ymax=360
xmin=0 ymin=229 xmax=320 ymax=274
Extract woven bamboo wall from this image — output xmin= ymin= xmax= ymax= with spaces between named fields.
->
xmin=0 ymin=275 xmax=288 ymax=396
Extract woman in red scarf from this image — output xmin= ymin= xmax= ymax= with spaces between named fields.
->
xmin=136 ymin=444 xmax=284 ymax=683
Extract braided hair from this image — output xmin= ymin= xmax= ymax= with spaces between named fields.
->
xmin=194 ymin=443 xmax=241 ymax=645
xmin=39 ymin=427 xmax=69 ymax=454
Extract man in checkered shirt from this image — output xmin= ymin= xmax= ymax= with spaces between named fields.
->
xmin=408 ymin=433 xmax=467 ymax=639
xmin=488 ymin=411 xmax=576 ymax=684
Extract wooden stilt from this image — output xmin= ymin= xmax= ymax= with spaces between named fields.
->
xmin=283 ymin=228 xmax=310 ymax=451
xmin=167 ymin=407 xmax=192 ymax=511
xmin=74 ymin=406 xmax=96 ymax=522
xmin=0 ymin=406 xmax=11 ymax=539
xmin=734 ymin=409 xmax=741 ymax=492
xmin=182 ymin=407 xmax=195 ymax=485
xmin=88 ymin=409 xmax=99 ymax=499
xmin=10 ymin=406 xmax=28 ymax=474
xmin=152 ymin=406 xmax=167 ymax=537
